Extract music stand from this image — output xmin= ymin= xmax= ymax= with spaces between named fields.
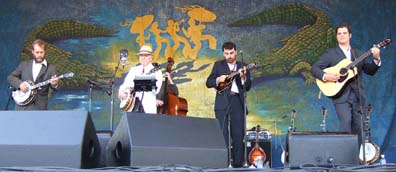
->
xmin=133 ymin=75 xmax=157 ymax=92
xmin=132 ymin=75 xmax=157 ymax=113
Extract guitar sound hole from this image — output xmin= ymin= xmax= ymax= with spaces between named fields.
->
xmin=339 ymin=68 xmax=348 ymax=76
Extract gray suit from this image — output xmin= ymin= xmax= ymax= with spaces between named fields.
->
xmin=8 ymin=59 xmax=57 ymax=110
xmin=311 ymin=46 xmax=379 ymax=143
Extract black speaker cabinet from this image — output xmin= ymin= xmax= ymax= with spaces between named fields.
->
xmin=246 ymin=140 xmax=272 ymax=167
xmin=0 ymin=110 xmax=100 ymax=168
xmin=106 ymin=113 xmax=228 ymax=168
xmin=287 ymin=132 xmax=359 ymax=168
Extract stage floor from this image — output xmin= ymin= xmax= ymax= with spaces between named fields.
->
xmin=0 ymin=164 xmax=395 ymax=172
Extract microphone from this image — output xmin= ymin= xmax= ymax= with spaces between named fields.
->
xmin=120 ymin=49 xmax=128 ymax=68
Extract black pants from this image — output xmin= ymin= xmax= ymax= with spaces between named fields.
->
xmin=215 ymin=94 xmax=245 ymax=167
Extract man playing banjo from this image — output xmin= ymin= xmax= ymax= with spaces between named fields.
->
xmin=8 ymin=39 xmax=59 ymax=110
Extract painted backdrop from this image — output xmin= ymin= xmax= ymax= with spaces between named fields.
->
xmin=1 ymin=0 xmax=395 ymax=165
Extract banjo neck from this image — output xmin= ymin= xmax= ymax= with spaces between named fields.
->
xmin=30 ymin=73 xmax=73 ymax=89
xmin=364 ymin=104 xmax=372 ymax=142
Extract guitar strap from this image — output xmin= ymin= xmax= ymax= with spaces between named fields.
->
xmin=351 ymin=48 xmax=357 ymax=61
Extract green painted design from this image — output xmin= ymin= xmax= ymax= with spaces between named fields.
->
xmin=229 ymin=3 xmax=337 ymax=84
xmin=21 ymin=20 xmax=119 ymax=88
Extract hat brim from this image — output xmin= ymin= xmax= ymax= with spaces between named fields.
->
xmin=137 ymin=51 xmax=152 ymax=55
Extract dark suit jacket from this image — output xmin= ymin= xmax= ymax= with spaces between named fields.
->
xmin=206 ymin=60 xmax=252 ymax=110
xmin=7 ymin=59 xmax=57 ymax=110
xmin=311 ymin=46 xmax=380 ymax=103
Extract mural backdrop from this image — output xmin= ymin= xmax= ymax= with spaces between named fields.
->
xmin=1 ymin=0 xmax=395 ymax=166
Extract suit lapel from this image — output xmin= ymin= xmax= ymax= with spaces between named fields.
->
xmin=221 ymin=60 xmax=231 ymax=73
xmin=36 ymin=63 xmax=47 ymax=83
xmin=335 ymin=47 xmax=347 ymax=62
xmin=26 ymin=60 xmax=34 ymax=81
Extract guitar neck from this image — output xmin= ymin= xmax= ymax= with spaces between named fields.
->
xmin=347 ymin=50 xmax=372 ymax=69
xmin=226 ymin=63 xmax=256 ymax=80
xmin=226 ymin=71 xmax=240 ymax=80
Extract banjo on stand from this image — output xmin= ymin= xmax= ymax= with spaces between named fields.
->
xmin=359 ymin=104 xmax=380 ymax=164
xmin=12 ymin=72 xmax=74 ymax=106
xmin=281 ymin=109 xmax=297 ymax=164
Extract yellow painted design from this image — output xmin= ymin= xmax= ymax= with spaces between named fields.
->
xmin=120 ymin=15 xmax=154 ymax=47
xmin=178 ymin=5 xmax=217 ymax=59
xmin=150 ymin=21 xmax=171 ymax=59
xmin=165 ymin=19 xmax=192 ymax=59
xmin=121 ymin=5 xmax=217 ymax=60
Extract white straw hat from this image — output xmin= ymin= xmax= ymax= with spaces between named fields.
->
xmin=137 ymin=45 xmax=153 ymax=55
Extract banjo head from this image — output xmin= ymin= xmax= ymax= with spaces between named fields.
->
xmin=359 ymin=141 xmax=380 ymax=164
xmin=12 ymin=81 xmax=37 ymax=106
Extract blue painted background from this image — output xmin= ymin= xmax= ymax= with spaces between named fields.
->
xmin=0 ymin=0 xmax=395 ymax=167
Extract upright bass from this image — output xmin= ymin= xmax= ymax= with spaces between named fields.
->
xmin=158 ymin=57 xmax=188 ymax=116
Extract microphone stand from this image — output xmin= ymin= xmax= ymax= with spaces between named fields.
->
xmin=109 ymin=59 xmax=122 ymax=132
xmin=348 ymin=48 xmax=368 ymax=165
xmin=241 ymin=51 xmax=249 ymax=168
xmin=88 ymin=83 xmax=93 ymax=113
xmin=87 ymin=79 xmax=112 ymax=113
xmin=5 ymin=86 xmax=15 ymax=110
xmin=224 ymin=90 xmax=233 ymax=168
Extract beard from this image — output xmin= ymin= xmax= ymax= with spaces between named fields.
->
xmin=226 ymin=57 xmax=236 ymax=63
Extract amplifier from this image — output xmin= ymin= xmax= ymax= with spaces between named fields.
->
xmin=246 ymin=129 xmax=271 ymax=141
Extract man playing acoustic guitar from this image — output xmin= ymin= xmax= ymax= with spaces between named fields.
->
xmin=311 ymin=23 xmax=381 ymax=146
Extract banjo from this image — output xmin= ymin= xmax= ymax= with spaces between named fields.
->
xmin=12 ymin=72 xmax=74 ymax=106
xmin=359 ymin=104 xmax=380 ymax=164
xmin=119 ymin=65 xmax=160 ymax=112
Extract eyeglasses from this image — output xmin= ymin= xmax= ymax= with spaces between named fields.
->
xmin=139 ymin=54 xmax=151 ymax=58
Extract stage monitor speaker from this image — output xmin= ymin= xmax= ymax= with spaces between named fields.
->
xmin=288 ymin=132 xmax=359 ymax=168
xmin=0 ymin=110 xmax=100 ymax=168
xmin=246 ymin=140 xmax=272 ymax=167
xmin=106 ymin=113 xmax=228 ymax=168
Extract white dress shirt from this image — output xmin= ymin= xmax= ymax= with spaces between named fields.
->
xmin=119 ymin=63 xmax=162 ymax=114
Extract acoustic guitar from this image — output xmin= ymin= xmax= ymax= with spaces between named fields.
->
xmin=12 ymin=72 xmax=74 ymax=106
xmin=316 ymin=38 xmax=391 ymax=97
xmin=249 ymin=125 xmax=266 ymax=167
